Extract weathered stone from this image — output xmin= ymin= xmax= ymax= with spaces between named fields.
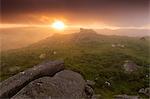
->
xmin=0 ymin=61 xmax=64 ymax=98
xmin=112 ymin=44 xmax=116 ymax=48
xmin=86 ymin=80 xmax=95 ymax=87
xmin=138 ymin=88 xmax=145 ymax=93
xmin=139 ymin=87 xmax=150 ymax=96
xmin=12 ymin=70 xmax=86 ymax=99
xmin=114 ymin=94 xmax=139 ymax=99
xmin=105 ymin=81 xmax=111 ymax=86
xmin=123 ymin=60 xmax=138 ymax=73
xmin=80 ymin=28 xmax=97 ymax=34
xmin=53 ymin=51 xmax=57 ymax=55
xmin=144 ymin=87 xmax=150 ymax=96
xmin=39 ymin=53 xmax=46 ymax=59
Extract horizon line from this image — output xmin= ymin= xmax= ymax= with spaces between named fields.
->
xmin=0 ymin=24 xmax=150 ymax=30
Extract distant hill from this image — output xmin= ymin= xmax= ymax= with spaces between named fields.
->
xmin=1 ymin=28 xmax=150 ymax=98
xmin=1 ymin=27 xmax=149 ymax=51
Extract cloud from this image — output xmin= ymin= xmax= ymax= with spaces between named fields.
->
xmin=1 ymin=0 xmax=149 ymax=27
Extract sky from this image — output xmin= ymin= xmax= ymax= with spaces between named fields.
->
xmin=1 ymin=0 xmax=150 ymax=29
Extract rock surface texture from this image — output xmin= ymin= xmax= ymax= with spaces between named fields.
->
xmin=0 ymin=61 xmax=64 ymax=98
xmin=12 ymin=70 xmax=86 ymax=99
xmin=0 ymin=61 xmax=94 ymax=99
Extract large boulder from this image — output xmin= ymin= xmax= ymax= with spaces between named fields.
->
xmin=12 ymin=70 xmax=87 ymax=99
xmin=0 ymin=61 xmax=64 ymax=98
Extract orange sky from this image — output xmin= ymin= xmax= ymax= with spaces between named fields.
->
xmin=1 ymin=0 xmax=149 ymax=51
xmin=1 ymin=0 xmax=149 ymax=28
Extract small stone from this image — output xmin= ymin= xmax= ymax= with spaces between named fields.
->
xmin=123 ymin=60 xmax=138 ymax=73
xmin=138 ymin=88 xmax=145 ymax=93
xmin=112 ymin=44 xmax=116 ymax=48
xmin=86 ymin=80 xmax=95 ymax=87
xmin=121 ymin=45 xmax=125 ymax=48
xmin=39 ymin=53 xmax=46 ymax=59
xmin=114 ymin=94 xmax=139 ymax=99
xmin=145 ymin=87 xmax=150 ymax=96
xmin=105 ymin=81 xmax=111 ymax=86
xmin=53 ymin=51 xmax=57 ymax=55
xmin=146 ymin=75 xmax=149 ymax=78
xmin=138 ymin=87 xmax=150 ymax=96
xmin=21 ymin=72 xmax=25 ymax=74
xmin=95 ymin=77 xmax=98 ymax=81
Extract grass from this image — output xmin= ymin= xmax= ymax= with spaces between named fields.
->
xmin=1 ymin=32 xmax=150 ymax=98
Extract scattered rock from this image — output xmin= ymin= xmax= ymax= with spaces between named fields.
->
xmin=114 ymin=94 xmax=139 ymax=99
xmin=120 ymin=45 xmax=125 ymax=48
xmin=111 ymin=44 xmax=125 ymax=48
xmin=112 ymin=44 xmax=116 ymax=48
xmin=138 ymin=88 xmax=145 ymax=93
xmin=94 ymin=77 xmax=99 ymax=81
xmin=145 ymin=88 xmax=150 ymax=96
xmin=39 ymin=53 xmax=46 ymax=59
xmin=139 ymin=87 xmax=150 ymax=96
xmin=123 ymin=60 xmax=138 ymax=73
xmin=105 ymin=81 xmax=111 ymax=86
xmin=53 ymin=51 xmax=57 ymax=55
xmin=145 ymin=74 xmax=149 ymax=78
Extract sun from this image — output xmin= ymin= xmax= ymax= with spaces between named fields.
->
xmin=51 ymin=20 xmax=66 ymax=30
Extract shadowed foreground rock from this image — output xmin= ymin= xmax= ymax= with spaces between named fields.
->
xmin=12 ymin=70 xmax=87 ymax=99
xmin=0 ymin=61 xmax=64 ymax=98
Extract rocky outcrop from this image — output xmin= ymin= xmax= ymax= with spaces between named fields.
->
xmin=80 ymin=28 xmax=97 ymax=34
xmin=0 ymin=61 xmax=64 ymax=98
xmin=0 ymin=61 xmax=94 ymax=99
xmin=12 ymin=70 xmax=86 ymax=99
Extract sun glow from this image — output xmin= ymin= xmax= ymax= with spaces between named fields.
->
xmin=51 ymin=20 xmax=66 ymax=30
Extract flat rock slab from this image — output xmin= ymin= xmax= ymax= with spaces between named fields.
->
xmin=0 ymin=61 xmax=64 ymax=98
xmin=12 ymin=70 xmax=86 ymax=99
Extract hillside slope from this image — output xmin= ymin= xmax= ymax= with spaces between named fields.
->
xmin=1 ymin=29 xmax=150 ymax=98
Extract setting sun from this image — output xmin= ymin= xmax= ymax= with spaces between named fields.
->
xmin=51 ymin=20 xmax=66 ymax=30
